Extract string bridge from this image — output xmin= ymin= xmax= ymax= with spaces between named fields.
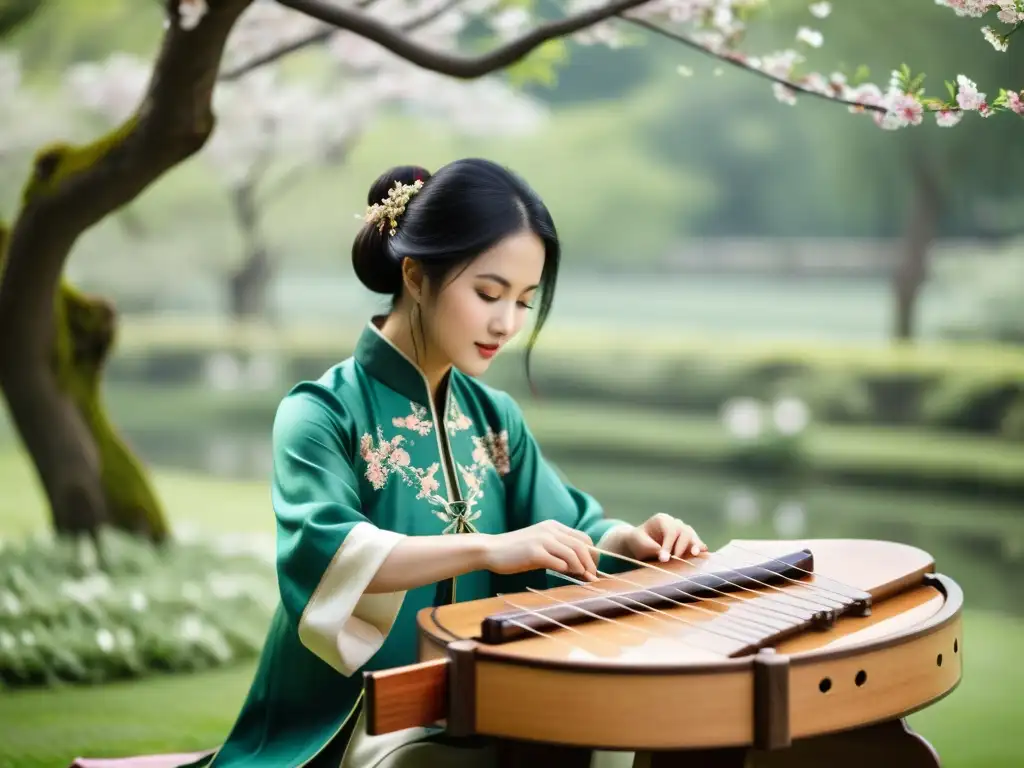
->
xmin=479 ymin=548 xmax=874 ymax=654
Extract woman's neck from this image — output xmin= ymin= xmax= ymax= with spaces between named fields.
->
xmin=377 ymin=310 xmax=452 ymax=402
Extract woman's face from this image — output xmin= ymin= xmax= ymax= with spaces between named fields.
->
xmin=422 ymin=229 xmax=545 ymax=378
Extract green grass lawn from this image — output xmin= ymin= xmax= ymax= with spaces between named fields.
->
xmin=0 ymin=448 xmax=1021 ymax=767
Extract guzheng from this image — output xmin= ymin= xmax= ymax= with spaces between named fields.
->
xmin=363 ymin=538 xmax=962 ymax=768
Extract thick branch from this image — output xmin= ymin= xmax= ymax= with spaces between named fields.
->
xmin=221 ymin=0 xmax=463 ymax=81
xmin=0 ymin=0 xmax=254 ymax=368
xmin=276 ymin=0 xmax=653 ymax=78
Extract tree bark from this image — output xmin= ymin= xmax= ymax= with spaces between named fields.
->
xmin=60 ymin=283 xmax=170 ymax=541
xmin=892 ymin=154 xmax=942 ymax=341
xmin=0 ymin=0 xmax=256 ymax=541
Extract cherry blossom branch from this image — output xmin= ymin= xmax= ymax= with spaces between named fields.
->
xmin=221 ymin=0 xmax=466 ymax=80
xmin=622 ymin=16 xmax=888 ymax=115
xmin=275 ymin=0 xmax=655 ymax=78
xmin=219 ymin=27 xmax=331 ymax=81
xmin=219 ymin=0 xmax=377 ymax=81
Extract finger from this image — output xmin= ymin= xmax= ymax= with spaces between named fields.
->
xmin=537 ymin=553 xmax=571 ymax=574
xmin=645 ymin=513 xmax=671 ymax=537
xmin=551 ymin=520 xmax=594 ymax=546
xmin=692 ymin=532 xmax=709 ymax=556
xmin=561 ymin=532 xmax=598 ymax=577
xmin=659 ymin=524 xmax=684 ymax=562
xmin=628 ymin=528 xmax=664 ymax=561
xmin=547 ymin=539 xmax=593 ymax=581
xmin=671 ymin=525 xmax=692 ymax=559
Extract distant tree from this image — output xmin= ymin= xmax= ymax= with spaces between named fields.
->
xmin=66 ymin=3 xmax=545 ymax=321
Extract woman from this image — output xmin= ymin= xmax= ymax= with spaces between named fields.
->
xmin=200 ymin=158 xmax=707 ymax=768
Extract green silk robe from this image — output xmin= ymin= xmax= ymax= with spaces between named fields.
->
xmin=194 ymin=318 xmax=632 ymax=768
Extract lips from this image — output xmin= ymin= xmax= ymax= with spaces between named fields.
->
xmin=475 ymin=342 xmax=499 ymax=359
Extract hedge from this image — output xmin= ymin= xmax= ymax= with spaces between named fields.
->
xmin=0 ymin=529 xmax=276 ymax=689
xmin=107 ymin=318 xmax=1024 ymax=439
xmin=522 ymin=402 xmax=1024 ymax=500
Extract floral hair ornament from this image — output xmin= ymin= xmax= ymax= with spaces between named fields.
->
xmin=363 ymin=178 xmax=425 ymax=236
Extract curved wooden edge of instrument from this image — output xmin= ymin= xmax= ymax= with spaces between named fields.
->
xmin=410 ymin=574 xmax=964 ymax=751
xmin=784 ymin=572 xmax=964 ymax=741
xmin=417 ymin=573 xmax=963 ymax=675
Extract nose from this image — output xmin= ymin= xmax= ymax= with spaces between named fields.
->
xmin=489 ymin=302 xmax=516 ymax=339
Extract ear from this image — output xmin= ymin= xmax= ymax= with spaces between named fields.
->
xmin=401 ymin=258 xmax=425 ymax=303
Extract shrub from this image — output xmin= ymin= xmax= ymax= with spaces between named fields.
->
xmin=0 ymin=528 xmax=276 ymax=689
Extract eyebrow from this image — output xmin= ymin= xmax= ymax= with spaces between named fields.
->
xmin=476 ymin=273 xmax=539 ymax=291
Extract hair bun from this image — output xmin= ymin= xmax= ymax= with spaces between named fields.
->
xmin=351 ymin=164 xmax=432 ymax=295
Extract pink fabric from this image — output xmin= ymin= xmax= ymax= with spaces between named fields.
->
xmin=69 ymin=753 xmax=210 ymax=768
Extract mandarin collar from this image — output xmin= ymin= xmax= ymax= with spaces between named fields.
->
xmin=353 ymin=316 xmax=439 ymax=406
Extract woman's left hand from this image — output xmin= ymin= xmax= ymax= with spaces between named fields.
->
xmin=615 ymin=513 xmax=708 ymax=562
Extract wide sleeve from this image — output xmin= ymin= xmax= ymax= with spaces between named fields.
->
xmin=498 ymin=392 xmax=633 ymax=568
xmin=271 ymin=384 xmax=406 ymax=677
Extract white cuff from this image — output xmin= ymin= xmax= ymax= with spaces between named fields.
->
xmin=298 ymin=522 xmax=406 ymax=676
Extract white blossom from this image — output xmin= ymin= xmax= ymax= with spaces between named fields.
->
xmin=129 ymin=590 xmax=148 ymax=611
xmin=772 ymin=397 xmax=811 ymax=435
xmin=63 ymin=53 xmax=150 ymax=124
xmin=808 ymin=2 xmax=831 ymax=18
xmin=796 ymin=27 xmax=823 ymax=47
xmin=178 ymin=615 xmax=205 ymax=641
xmin=1 ymin=591 xmax=21 ymax=615
xmin=177 ymin=0 xmax=209 ymax=30
xmin=721 ymin=397 xmax=764 ymax=440
xmin=96 ymin=628 xmax=116 ymax=653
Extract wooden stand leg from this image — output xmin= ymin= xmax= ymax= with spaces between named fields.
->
xmin=631 ymin=718 xmax=940 ymax=768
xmin=749 ymin=718 xmax=939 ymax=768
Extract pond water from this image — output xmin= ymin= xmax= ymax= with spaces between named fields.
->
xmin=119 ymin=424 xmax=1024 ymax=620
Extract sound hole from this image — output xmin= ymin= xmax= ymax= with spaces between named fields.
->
xmin=819 ymin=677 xmax=832 ymax=693
xmin=936 ymin=653 xmax=943 ymax=667
xmin=855 ymin=670 xmax=867 ymax=687
xmin=954 ymin=639 xmax=959 ymax=653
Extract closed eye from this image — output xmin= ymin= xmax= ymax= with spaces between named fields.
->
xmin=477 ymin=291 xmax=534 ymax=310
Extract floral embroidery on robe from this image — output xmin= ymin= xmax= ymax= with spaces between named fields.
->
xmin=361 ymin=400 xmax=510 ymax=535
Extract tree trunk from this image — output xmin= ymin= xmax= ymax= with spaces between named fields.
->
xmin=0 ymin=227 xmax=169 ymax=541
xmin=892 ymin=155 xmax=942 ymax=341
xmin=0 ymin=0 xmax=255 ymax=542
xmin=227 ymin=183 xmax=273 ymax=321
xmin=60 ymin=283 xmax=170 ymax=541
xmin=0 ymin=226 xmax=108 ymax=539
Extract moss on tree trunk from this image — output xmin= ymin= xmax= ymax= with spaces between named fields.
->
xmin=57 ymin=282 xmax=170 ymax=541
xmin=0 ymin=223 xmax=169 ymax=541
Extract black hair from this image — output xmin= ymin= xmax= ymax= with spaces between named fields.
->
xmin=352 ymin=157 xmax=559 ymax=388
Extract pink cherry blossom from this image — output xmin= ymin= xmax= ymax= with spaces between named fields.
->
xmin=936 ymin=110 xmax=964 ymax=126
xmin=956 ymin=74 xmax=987 ymax=111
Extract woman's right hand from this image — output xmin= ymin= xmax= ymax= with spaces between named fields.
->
xmin=480 ymin=520 xmax=599 ymax=581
